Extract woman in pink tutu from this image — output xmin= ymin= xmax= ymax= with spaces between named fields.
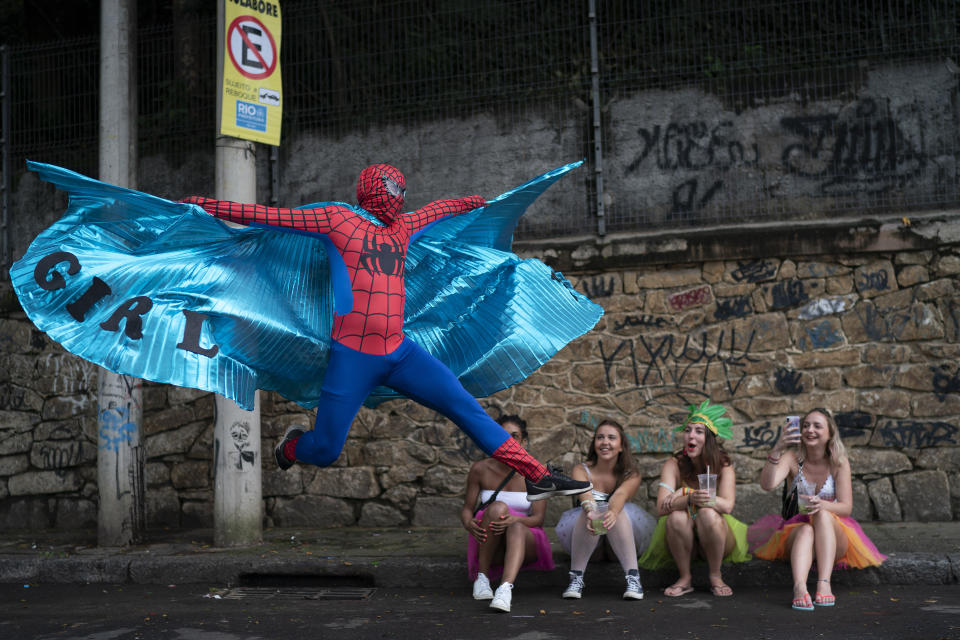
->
xmin=749 ymin=408 xmax=886 ymax=611
xmin=461 ymin=415 xmax=555 ymax=613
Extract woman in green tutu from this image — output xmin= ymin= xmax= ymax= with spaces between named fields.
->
xmin=639 ymin=401 xmax=751 ymax=596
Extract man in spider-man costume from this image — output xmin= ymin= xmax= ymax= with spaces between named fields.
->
xmin=182 ymin=164 xmax=591 ymax=500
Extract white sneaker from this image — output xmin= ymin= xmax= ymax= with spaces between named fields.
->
xmin=562 ymin=571 xmax=584 ymax=599
xmin=472 ymin=573 xmax=494 ymax=600
xmin=489 ymin=582 xmax=513 ymax=612
xmin=623 ymin=573 xmax=644 ymax=600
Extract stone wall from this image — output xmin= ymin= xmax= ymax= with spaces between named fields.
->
xmin=2 ymin=56 xmax=959 ymax=531
xmin=2 ymin=215 xmax=958 ymax=530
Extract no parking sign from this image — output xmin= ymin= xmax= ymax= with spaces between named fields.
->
xmin=219 ymin=0 xmax=282 ymax=145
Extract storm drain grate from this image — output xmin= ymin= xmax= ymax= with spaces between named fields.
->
xmin=222 ymin=586 xmax=376 ymax=601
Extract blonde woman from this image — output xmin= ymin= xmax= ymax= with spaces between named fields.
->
xmin=749 ymin=408 xmax=886 ymax=611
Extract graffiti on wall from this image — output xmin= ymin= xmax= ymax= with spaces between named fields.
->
xmin=852 ymin=302 xmax=937 ymax=342
xmin=580 ymin=276 xmax=616 ymax=299
xmin=931 ymin=364 xmax=960 ymax=401
xmin=228 ymin=421 xmax=256 ymax=472
xmin=768 ymin=279 xmax=810 ymax=310
xmin=856 ymin=267 xmax=892 ymax=293
xmin=876 ymin=420 xmax=958 ymax=447
xmin=599 ymin=324 xmax=761 ymax=397
xmin=774 ymin=368 xmax=804 ymax=395
xmin=98 ymin=402 xmax=137 ymax=452
xmin=613 ymin=314 xmax=669 ymax=331
xmin=668 ymin=285 xmax=713 ymax=312
xmin=731 ymin=260 xmax=777 ymax=283
xmin=735 ymin=413 xmax=958 ymax=450
xmin=714 ymin=296 xmax=752 ymax=321
xmin=780 ymin=98 xmax=926 ymax=194
xmin=625 ymin=426 xmax=675 ymax=454
xmin=738 ymin=421 xmax=782 ymax=449
xmin=625 ymin=118 xmax=759 ymax=221
xmin=34 ymin=441 xmax=84 ymax=479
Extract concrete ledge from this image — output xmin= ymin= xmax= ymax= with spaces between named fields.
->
xmin=3 ymin=553 xmax=955 ymax=588
xmin=1 ymin=524 xmax=957 ymax=587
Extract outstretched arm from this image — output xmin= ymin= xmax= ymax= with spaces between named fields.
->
xmin=404 ymin=195 xmax=485 ymax=235
xmin=181 ymin=196 xmax=343 ymax=234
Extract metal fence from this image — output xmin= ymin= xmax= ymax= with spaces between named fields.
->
xmin=3 ymin=0 xmax=959 ymax=258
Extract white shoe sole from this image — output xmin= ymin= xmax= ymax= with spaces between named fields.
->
xmin=562 ymin=591 xmax=582 ymax=599
xmin=489 ymin=600 xmax=510 ymax=612
xmin=473 ymin=592 xmax=493 ymax=601
xmin=527 ymin=482 xmax=594 ymax=502
xmin=623 ymin=592 xmax=644 ymax=600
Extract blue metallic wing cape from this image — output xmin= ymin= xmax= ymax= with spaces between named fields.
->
xmin=11 ymin=161 xmax=335 ymax=410
xmin=11 ymin=160 xmax=602 ymax=410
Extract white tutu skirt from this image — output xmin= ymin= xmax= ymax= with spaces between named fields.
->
xmin=554 ymin=502 xmax=658 ymax=556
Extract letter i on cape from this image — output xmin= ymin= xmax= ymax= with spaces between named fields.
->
xmin=12 ymin=161 xmax=603 ymax=409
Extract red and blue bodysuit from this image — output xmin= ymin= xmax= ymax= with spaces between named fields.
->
xmin=183 ymin=164 xmax=547 ymax=480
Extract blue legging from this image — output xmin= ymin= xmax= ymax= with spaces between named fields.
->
xmin=295 ymin=338 xmax=511 ymax=466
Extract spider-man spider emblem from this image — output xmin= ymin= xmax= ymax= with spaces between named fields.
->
xmin=359 ymin=235 xmax=404 ymax=276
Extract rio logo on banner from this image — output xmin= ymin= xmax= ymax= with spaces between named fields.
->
xmin=220 ymin=0 xmax=282 ymax=146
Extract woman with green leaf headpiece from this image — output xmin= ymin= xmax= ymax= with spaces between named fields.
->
xmin=638 ymin=400 xmax=751 ymax=597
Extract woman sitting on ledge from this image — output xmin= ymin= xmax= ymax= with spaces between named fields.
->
xmin=748 ymin=408 xmax=886 ymax=611
xmin=461 ymin=415 xmax=554 ymax=613
xmin=639 ymin=401 xmax=751 ymax=597
xmin=554 ymin=418 xmax=656 ymax=600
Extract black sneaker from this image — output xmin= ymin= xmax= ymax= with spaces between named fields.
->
xmin=275 ymin=425 xmax=305 ymax=471
xmin=525 ymin=466 xmax=592 ymax=501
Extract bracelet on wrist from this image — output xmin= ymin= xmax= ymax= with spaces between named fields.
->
xmin=581 ymin=500 xmax=597 ymax=512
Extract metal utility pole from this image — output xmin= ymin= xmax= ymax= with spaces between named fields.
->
xmin=212 ymin=1 xmax=262 ymax=548
xmin=97 ymin=0 xmax=144 ymax=547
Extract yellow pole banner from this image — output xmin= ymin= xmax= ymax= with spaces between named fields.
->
xmin=219 ymin=0 xmax=282 ymax=145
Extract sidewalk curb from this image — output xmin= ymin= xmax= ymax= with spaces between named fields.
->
xmin=2 ymin=552 xmax=957 ymax=588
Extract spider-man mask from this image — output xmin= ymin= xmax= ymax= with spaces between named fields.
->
xmin=357 ymin=164 xmax=406 ymax=224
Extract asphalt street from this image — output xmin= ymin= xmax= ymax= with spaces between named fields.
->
xmin=1 ymin=582 xmax=957 ymax=640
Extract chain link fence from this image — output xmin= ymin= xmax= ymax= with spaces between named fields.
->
xmin=3 ymin=0 xmax=959 ymax=254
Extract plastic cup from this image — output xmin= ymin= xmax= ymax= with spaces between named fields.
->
xmin=698 ymin=473 xmax=717 ymax=506
xmin=589 ymin=502 xmax=609 ymax=535
xmin=798 ymin=494 xmax=812 ymax=514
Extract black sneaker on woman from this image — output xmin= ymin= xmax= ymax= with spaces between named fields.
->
xmin=525 ymin=466 xmax=592 ymax=501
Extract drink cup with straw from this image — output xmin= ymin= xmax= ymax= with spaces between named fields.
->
xmin=698 ymin=465 xmax=717 ymax=506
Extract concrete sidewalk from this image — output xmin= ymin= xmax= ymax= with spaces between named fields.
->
xmin=1 ymin=522 xmax=957 ymax=589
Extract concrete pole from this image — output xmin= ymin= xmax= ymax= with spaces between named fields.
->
xmin=212 ymin=1 xmax=262 ymax=547
xmin=212 ymin=138 xmax=262 ymax=546
xmin=97 ymin=0 xmax=144 ymax=546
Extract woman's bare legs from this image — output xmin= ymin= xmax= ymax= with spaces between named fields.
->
xmin=812 ymin=511 xmax=848 ymax=601
xmin=501 ymin=521 xmax=537 ymax=584
xmin=694 ymin=508 xmax=734 ymax=596
xmin=479 ymin=501 xmax=537 ymax=585
xmin=664 ymin=509 xmax=695 ymax=594
xmin=476 ymin=502 xmax=509 ymax=576
xmin=787 ymin=522 xmax=815 ymax=602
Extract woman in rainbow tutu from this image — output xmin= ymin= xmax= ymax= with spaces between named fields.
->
xmin=748 ymin=408 xmax=886 ymax=611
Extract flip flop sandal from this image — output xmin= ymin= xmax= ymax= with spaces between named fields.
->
xmin=815 ymin=580 xmax=835 ymax=606
xmin=792 ymin=593 xmax=814 ymax=611
xmin=664 ymin=584 xmax=694 ymax=597
xmin=710 ymin=584 xmax=733 ymax=597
